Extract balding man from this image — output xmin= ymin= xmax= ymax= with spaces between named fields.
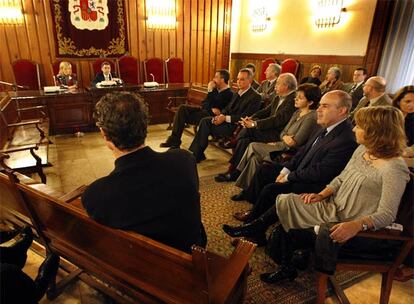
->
xmin=350 ymin=76 xmax=392 ymax=118
xmin=227 ymin=90 xmax=357 ymax=224
xmin=257 ymin=63 xmax=281 ymax=105
xmin=215 ymin=73 xmax=297 ymax=182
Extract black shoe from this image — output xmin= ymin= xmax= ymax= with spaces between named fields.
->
xmin=231 ymin=191 xmax=247 ymax=201
xmin=260 ymin=266 xmax=298 ymax=284
xmin=222 ymin=219 xmax=265 ymax=238
xmin=35 ymin=253 xmax=60 ymax=285
xmin=215 ymin=171 xmax=240 ymax=182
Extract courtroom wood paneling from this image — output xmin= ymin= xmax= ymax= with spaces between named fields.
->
xmin=0 ymin=0 xmax=232 ymax=89
xmin=230 ymin=53 xmax=366 ymax=84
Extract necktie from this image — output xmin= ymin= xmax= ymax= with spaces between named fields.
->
xmin=350 ymin=83 xmax=357 ymax=94
xmin=312 ymin=129 xmax=327 ymax=147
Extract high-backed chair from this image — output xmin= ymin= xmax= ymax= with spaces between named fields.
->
xmin=280 ymin=58 xmax=300 ymax=78
xmin=259 ymin=58 xmax=276 ymax=82
xmin=143 ymin=58 xmax=165 ymax=83
xmin=12 ymin=59 xmax=42 ymax=90
xmin=118 ymin=55 xmax=139 ymax=84
xmin=91 ymin=58 xmax=118 ymax=77
xmin=165 ymin=57 xmax=184 ymax=83
xmin=316 ymin=176 xmax=414 ymax=304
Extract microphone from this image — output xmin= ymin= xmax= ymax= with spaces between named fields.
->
xmin=150 ymin=73 xmax=155 ymax=82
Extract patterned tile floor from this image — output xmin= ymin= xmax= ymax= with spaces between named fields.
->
xmin=16 ymin=124 xmax=414 ymax=303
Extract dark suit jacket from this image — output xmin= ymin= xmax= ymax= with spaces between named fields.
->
xmin=222 ymin=87 xmax=262 ymax=123
xmin=283 ymin=119 xmax=357 ymax=185
xmin=81 ymin=147 xmax=206 ymax=253
xmin=350 ymin=94 xmax=392 ymax=119
xmin=252 ymin=79 xmax=260 ymax=90
xmin=201 ymin=87 xmax=233 ymax=115
xmin=91 ymin=72 xmax=119 ymax=87
xmin=252 ymin=91 xmax=296 ymax=131
xmin=349 ymin=82 xmax=364 ymax=110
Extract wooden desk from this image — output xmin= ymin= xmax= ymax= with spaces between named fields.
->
xmin=2 ymin=84 xmax=189 ymax=135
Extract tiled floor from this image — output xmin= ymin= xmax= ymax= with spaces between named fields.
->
xmin=15 ymin=124 xmax=414 ymax=303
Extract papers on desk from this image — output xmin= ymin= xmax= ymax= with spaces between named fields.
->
xmin=96 ymin=79 xmax=123 ymax=88
xmin=44 ymin=86 xmax=67 ymax=93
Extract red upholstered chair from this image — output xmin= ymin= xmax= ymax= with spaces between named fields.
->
xmin=259 ymin=58 xmax=276 ymax=82
xmin=165 ymin=57 xmax=184 ymax=83
xmin=91 ymin=58 xmax=118 ymax=77
xmin=280 ymin=58 xmax=300 ymax=78
xmin=143 ymin=58 xmax=165 ymax=83
xmin=12 ymin=59 xmax=41 ymax=90
xmin=118 ymin=55 xmax=140 ymax=84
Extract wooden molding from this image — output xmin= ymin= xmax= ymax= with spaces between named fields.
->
xmin=231 ymin=53 xmax=364 ymax=65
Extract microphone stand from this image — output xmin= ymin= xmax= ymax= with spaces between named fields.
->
xmin=0 ymin=81 xmax=28 ymax=91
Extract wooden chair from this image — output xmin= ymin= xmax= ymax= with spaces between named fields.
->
xmin=91 ymin=58 xmax=119 ymax=77
xmin=0 ymin=170 xmax=256 ymax=303
xmin=12 ymin=59 xmax=42 ymax=90
xmin=165 ymin=57 xmax=184 ymax=83
xmin=259 ymin=58 xmax=276 ymax=82
xmin=0 ymin=95 xmax=49 ymax=183
xmin=118 ymin=55 xmax=140 ymax=84
xmin=316 ymin=176 xmax=414 ymax=304
xmin=144 ymin=58 xmax=165 ymax=83
xmin=280 ymin=58 xmax=300 ymax=78
xmin=166 ymin=85 xmax=208 ymax=130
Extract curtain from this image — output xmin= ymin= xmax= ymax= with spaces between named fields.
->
xmin=377 ymin=0 xmax=414 ymax=93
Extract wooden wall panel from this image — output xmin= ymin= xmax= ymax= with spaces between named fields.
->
xmin=230 ymin=53 xmax=366 ymax=84
xmin=0 ymin=0 xmax=232 ymax=89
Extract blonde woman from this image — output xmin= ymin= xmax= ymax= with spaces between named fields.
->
xmin=55 ymin=61 xmax=77 ymax=89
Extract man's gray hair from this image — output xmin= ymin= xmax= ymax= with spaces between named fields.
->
xmin=279 ymin=73 xmax=298 ymax=91
xmin=239 ymin=68 xmax=253 ymax=79
xmin=329 ymin=66 xmax=341 ymax=80
xmin=268 ymin=63 xmax=281 ymax=77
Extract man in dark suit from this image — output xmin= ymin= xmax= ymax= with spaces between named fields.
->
xmin=189 ymin=68 xmax=262 ymax=162
xmin=345 ymin=67 xmax=367 ymax=110
xmin=246 ymin=63 xmax=260 ymax=90
xmin=91 ymin=61 xmax=120 ymax=87
xmin=215 ymin=73 xmax=298 ymax=182
xmin=350 ymin=76 xmax=392 ymax=119
xmin=256 ymin=63 xmax=281 ymax=105
xmin=160 ymin=69 xmax=233 ymax=148
xmin=228 ymin=90 xmax=357 ymax=227
xmin=82 ymin=92 xmax=206 ymax=253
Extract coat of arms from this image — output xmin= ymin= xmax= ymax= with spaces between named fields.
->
xmin=68 ymin=0 xmax=109 ymax=30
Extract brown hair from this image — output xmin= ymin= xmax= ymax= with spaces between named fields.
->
xmin=393 ymin=85 xmax=414 ymax=110
xmin=355 ymin=106 xmax=406 ymax=158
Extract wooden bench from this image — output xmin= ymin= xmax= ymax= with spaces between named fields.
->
xmin=0 ymin=94 xmax=49 ymax=183
xmin=0 ymin=170 xmax=256 ymax=303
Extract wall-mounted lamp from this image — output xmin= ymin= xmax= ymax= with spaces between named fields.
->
xmin=314 ymin=0 xmax=346 ymax=28
xmin=251 ymin=6 xmax=271 ymax=32
xmin=0 ymin=0 xmax=24 ymax=25
xmin=146 ymin=0 xmax=176 ymax=30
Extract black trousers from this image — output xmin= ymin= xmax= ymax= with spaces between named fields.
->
xmin=189 ymin=117 xmax=236 ymax=159
xmin=229 ymin=127 xmax=279 ymax=167
xmin=168 ymin=105 xmax=211 ymax=145
xmin=245 ymin=161 xmax=325 ymax=207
